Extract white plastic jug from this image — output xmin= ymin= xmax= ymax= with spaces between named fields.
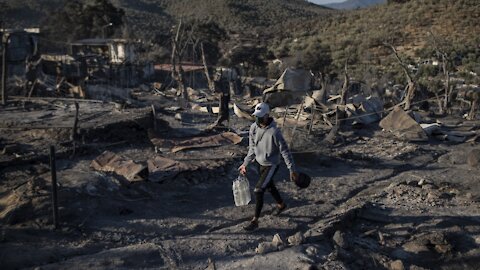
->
xmin=232 ymin=175 xmax=251 ymax=206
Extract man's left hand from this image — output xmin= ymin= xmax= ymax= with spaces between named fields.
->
xmin=290 ymin=171 xmax=299 ymax=182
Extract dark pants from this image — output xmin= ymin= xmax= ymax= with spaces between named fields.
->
xmin=214 ymin=91 xmax=230 ymax=126
xmin=254 ymin=164 xmax=283 ymax=219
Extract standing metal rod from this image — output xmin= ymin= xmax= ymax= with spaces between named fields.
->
xmin=50 ymin=145 xmax=59 ymax=229
xmin=70 ymin=102 xmax=80 ymax=157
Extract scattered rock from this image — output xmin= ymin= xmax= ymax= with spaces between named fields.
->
xmin=272 ymin=233 xmax=284 ymax=248
xmin=175 ymin=113 xmax=183 ymax=121
xmin=288 ymin=232 xmax=305 ymax=246
xmin=403 ymin=232 xmax=452 ymax=256
xmin=389 ymin=259 xmax=405 ymax=270
xmin=421 ymin=184 xmax=436 ymax=190
xmin=332 ymin=230 xmax=348 ymax=249
xmin=434 ymin=243 xmax=452 ymax=254
xmin=467 ymin=149 xmax=480 ymax=168
xmin=206 ymin=257 xmax=216 ymax=270
xmin=417 ymin=178 xmax=432 ymax=186
xmin=165 ymin=106 xmax=181 ymax=112
xmin=402 ymin=241 xmax=429 ymax=254
xmin=406 ymin=179 xmax=418 ymax=186
xmin=426 ymin=191 xmax=441 ymax=202
xmin=408 ymin=265 xmax=429 ymax=270
xmin=255 ymin=242 xmax=278 ymax=254
xmin=378 ymin=231 xmax=385 ymax=245
xmin=305 ymin=246 xmax=318 ymax=257
xmin=321 ymin=260 xmax=348 ymax=270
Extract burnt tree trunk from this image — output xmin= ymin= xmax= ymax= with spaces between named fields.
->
xmin=318 ymin=72 xmax=328 ymax=104
xmin=467 ymin=90 xmax=479 ymax=120
xmin=171 ymin=20 xmax=188 ymax=102
xmin=385 ymin=43 xmax=416 ymax=110
xmin=468 ymin=99 xmax=477 ymax=120
xmin=433 ymin=91 xmax=443 ymax=114
xmin=325 ymin=62 xmax=349 ymax=144
xmin=441 ymin=53 xmax=452 ymax=113
xmin=200 ymin=42 xmax=214 ymax=92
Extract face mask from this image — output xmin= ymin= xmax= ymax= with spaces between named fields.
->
xmin=256 ymin=116 xmax=268 ymax=126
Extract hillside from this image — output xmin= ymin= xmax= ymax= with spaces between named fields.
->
xmin=1 ymin=0 xmax=479 ymax=77
xmin=324 ymin=0 xmax=386 ymax=9
xmin=0 ymin=0 xmax=332 ymax=38
xmin=280 ymin=0 xmax=480 ymax=74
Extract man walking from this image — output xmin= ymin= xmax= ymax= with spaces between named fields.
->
xmin=239 ymin=102 xmax=298 ymax=231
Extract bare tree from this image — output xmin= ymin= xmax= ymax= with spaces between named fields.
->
xmin=384 ymin=43 xmax=416 ymax=110
xmin=325 ymin=60 xmax=349 ymax=144
xmin=466 ymin=88 xmax=479 ymax=120
xmin=429 ymin=31 xmax=452 ymax=114
xmin=171 ymin=19 xmax=193 ymax=102
xmin=200 ymin=42 xmax=214 ymax=91
xmin=170 ymin=20 xmax=226 ymax=99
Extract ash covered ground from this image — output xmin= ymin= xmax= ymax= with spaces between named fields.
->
xmin=1 ymin=92 xmax=480 ymax=270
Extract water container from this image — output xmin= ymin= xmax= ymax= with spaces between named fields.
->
xmin=232 ymin=175 xmax=251 ymax=206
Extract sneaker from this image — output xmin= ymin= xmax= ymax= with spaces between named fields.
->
xmin=243 ymin=221 xmax=259 ymax=231
xmin=272 ymin=204 xmax=287 ymax=216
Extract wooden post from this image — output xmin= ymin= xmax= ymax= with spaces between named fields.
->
xmin=308 ymin=103 xmax=315 ymax=135
xmin=71 ymin=102 xmax=79 ymax=140
xmin=70 ymin=102 xmax=79 ymax=157
xmin=50 ymin=146 xmax=59 ymax=229
xmin=1 ymin=33 xmax=8 ymax=105
xmin=289 ymin=97 xmax=305 ymax=149
xmin=151 ymin=104 xmax=157 ymax=132
xmin=469 ymin=99 xmax=477 ymax=120
xmin=281 ymin=103 xmax=289 ymax=132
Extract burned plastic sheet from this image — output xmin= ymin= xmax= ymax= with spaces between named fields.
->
xmin=263 ymin=68 xmax=313 ymax=108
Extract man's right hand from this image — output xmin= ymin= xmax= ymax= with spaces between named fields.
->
xmin=290 ymin=171 xmax=299 ymax=182
xmin=238 ymin=164 xmax=247 ymax=175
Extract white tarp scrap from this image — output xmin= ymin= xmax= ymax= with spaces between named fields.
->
xmin=263 ymin=68 xmax=313 ymax=108
xmin=264 ymin=68 xmax=313 ymax=93
xmin=233 ymin=103 xmax=255 ymax=121
xmin=346 ymin=95 xmax=384 ymax=125
xmin=420 ymin=123 xmax=442 ymax=136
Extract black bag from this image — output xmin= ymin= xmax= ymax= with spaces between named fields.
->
xmin=294 ymin=172 xmax=311 ymax=189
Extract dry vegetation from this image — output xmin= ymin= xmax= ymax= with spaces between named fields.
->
xmin=2 ymin=0 xmax=479 ymax=77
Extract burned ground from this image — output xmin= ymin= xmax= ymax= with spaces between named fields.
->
xmin=0 ymin=92 xmax=479 ymax=270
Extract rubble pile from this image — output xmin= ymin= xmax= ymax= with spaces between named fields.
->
xmin=1 ymin=60 xmax=480 ymax=269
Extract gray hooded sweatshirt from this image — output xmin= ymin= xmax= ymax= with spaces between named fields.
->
xmin=242 ymin=119 xmax=296 ymax=171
